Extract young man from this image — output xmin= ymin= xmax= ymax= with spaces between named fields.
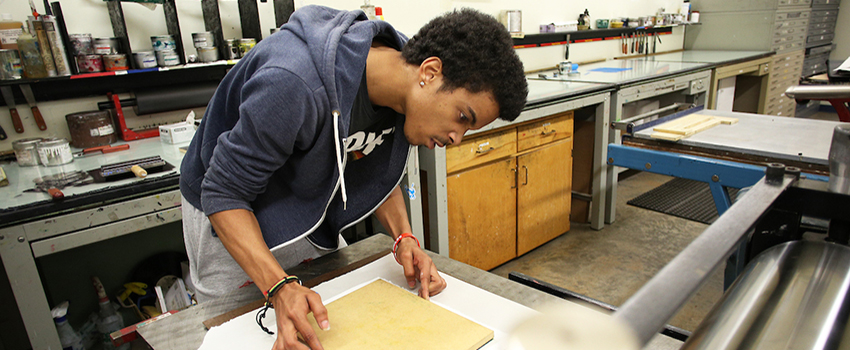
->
xmin=180 ymin=5 xmax=527 ymax=349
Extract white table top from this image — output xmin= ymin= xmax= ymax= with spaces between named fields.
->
xmin=0 ymin=137 xmax=187 ymax=211
xmin=526 ymin=79 xmax=614 ymax=106
xmin=633 ymin=110 xmax=842 ymax=165
xmin=637 ymin=50 xmax=773 ymax=65
xmin=530 ymin=59 xmax=710 ymax=86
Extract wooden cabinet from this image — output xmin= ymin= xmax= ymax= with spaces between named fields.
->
xmin=445 ymin=112 xmax=573 ymax=270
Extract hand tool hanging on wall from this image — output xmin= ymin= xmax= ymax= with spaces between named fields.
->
xmin=565 ymin=34 xmax=570 ymax=61
xmin=20 ymin=84 xmax=47 ymax=131
xmin=0 ymin=121 xmax=6 ymax=140
xmin=0 ymin=86 xmax=23 ymax=133
xmin=621 ymin=34 xmax=626 ymax=54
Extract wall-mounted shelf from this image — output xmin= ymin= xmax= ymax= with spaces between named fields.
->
xmin=511 ymin=24 xmax=698 ymax=49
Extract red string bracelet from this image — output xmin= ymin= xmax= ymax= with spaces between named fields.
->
xmin=392 ymin=233 xmax=420 ymax=264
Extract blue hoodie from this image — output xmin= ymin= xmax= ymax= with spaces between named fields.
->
xmin=180 ymin=5 xmax=411 ymax=250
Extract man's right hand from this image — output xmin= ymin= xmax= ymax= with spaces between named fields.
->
xmin=271 ymin=283 xmax=330 ymax=350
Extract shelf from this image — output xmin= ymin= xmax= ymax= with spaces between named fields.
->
xmin=0 ymin=61 xmax=234 ymax=108
xmin=512 ymin=24 xmax=697 ymax=49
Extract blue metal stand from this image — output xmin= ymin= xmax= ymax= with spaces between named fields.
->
xmin=607 ymin=144 xmax=828 ymax=288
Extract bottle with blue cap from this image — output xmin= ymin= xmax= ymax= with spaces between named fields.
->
xmin=52 ymin=301 xmax=86 ymax=350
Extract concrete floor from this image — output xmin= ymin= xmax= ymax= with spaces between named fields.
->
xmin=490 ymin=171 xmax=722 ymax=332
xmin=490 ymin=109 xmax=842 ymax=332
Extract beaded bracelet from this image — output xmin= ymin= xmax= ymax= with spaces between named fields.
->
xmin=256 ymin=275 xmax=301 ymax=335
xmin=392 ymin=233 xmax=421 ymax=264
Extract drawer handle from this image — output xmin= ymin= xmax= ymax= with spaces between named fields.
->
xmin=522 ymin=165 xmax=529 ymax=186
xmin=540 ymin=129 xmax=557 ymax=136
xmin=476 ymin=146 xmax=495 ymax=154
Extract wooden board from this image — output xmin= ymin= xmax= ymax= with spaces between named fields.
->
xmin=650 ymin=114 xmax=738 ymax=141
xmin=306 ymin=279 xmax=493 ymax=350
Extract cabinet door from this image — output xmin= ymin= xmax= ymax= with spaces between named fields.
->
xmin=447 ymin=158 xmax=517 ymax=270
xmin=516 ymin=138 xmax=572 ymax=256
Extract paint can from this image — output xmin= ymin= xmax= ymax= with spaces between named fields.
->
xmin=65 ymin=110 xmax=116 ymax=148
xmin=224 ymin=39 xmax=239 ymax=59
xmin=196 ymin=46 xmax=218 ymax=63
xmin=103 ymin=54 xmax=128 ymax=71
xmin=93 ymin=37 xmax=120 ymax=55
xmin=0 ymin=49 xmax=22 ymax=80
xmin=151 ymin=35 xmax=176 ymax=51
xmin=500 ymin=10 xmax=522 ymax=33
xmin=69 ymin=33 xmax=94 ymax=55
xmin=37 ymin=138 xmax=74 ymax=166
xmin=77 ymin=54 xmax=103 ymax=73
xmin=238 ymin=38 xmax=256 ymax=57
xmin=133 ymin=51 xmax=157 ymax=68
xmin=192 ymin=32 xmax=215 ymax=48
xmin=12 ymin=138 xmax=42 ymax=166
xmin=155 ymin=49 xmax=179 ymax=67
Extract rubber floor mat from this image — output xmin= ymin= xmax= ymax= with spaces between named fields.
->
xmin=627 ymin=178 xmax=739 ymax=225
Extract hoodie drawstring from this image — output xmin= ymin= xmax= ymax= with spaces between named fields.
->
xmin=332 ymin=110 xmax=348 ymax=210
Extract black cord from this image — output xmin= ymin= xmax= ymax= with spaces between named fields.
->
xmin=255 ymin=275 xmax=301 ymax=335
xmin=256 ymin=304 xmax=274 ymax=335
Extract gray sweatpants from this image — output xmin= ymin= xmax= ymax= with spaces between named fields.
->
xmin=181 ymin=196 xmax=346 ymax=302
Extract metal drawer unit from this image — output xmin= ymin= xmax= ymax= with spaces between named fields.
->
xmin=687 ymin=0 xmax=812 ymax=116
xmin=767 ymin=50 xmax=805 ymax=116
xmin=802 ymin=0 xmax=840 ymax=77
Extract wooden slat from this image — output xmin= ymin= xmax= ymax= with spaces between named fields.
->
xmin=305 ymin=280 xmax=493 ymax=350
xmin=106 ymin=0 xmax=132 ymax=55
xmin=237 ymin=0 xmax=262 ymax=41
xmin=163 ymin=0 xmax=185 ymax=65
xmin=201 ymin=0 xmax=227 ymax=62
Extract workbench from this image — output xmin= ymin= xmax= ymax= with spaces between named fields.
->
xmin=640 ymin=51 xmax=774 ymax=113
xmin=137 ymin=234 xmax=685 ymax=350
xmin=0 ymin=137 xmax=186 ymax=350
xmin=608 ymin=107 xmax=837 ymax=285
xmin=420 ymin=80 xmax=614 ymax=261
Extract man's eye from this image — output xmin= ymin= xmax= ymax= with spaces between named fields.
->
xmin=460 ymin=113 xmax=468 ymax=122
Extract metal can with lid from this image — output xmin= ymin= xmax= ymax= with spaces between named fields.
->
xmin=69 ymin=33 xmax=94 ymax=55
xmin=103 ymin=54 xmax=129 ymax=71
xmin=224 ymin=39 xmax=239 ymax=59
xmin=66 ymin=110 xmax=117 ymax=148
xmin=238 ymin=38 xmax=256 ymax=57
xmin=192 ymin=32 xmax=215 ymax=48
xmin=155 ymin=49 xmax=180 ymax=67
xmin=37 ymin=138 xmax=74 ymax=166
xmin=13 ymin=138 xmax=43 ymax=166
xmin=133 ymin=51 xmax=157 ymax=68
xmin=0 ymin=49 xmax=23 ymax=80
xmin=93 ymin=37 xmax=120 ymax=55
xmin=151 ymin=35 xmax=176 ymax=51
xmin=77 ymin=54 xmax=103 ymax=73
xmin=196 ymin=46 xmax=219 ymax=63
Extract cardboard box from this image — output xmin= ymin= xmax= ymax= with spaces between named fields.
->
xmin=159 ymin=122 xmax=195 ymax=144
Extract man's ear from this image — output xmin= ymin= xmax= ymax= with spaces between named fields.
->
xmin=418 ymin=57 xmax=443 ymax=85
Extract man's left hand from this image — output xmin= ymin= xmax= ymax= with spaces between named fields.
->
xmin=396 ymin=239 xmax=447 ymax=299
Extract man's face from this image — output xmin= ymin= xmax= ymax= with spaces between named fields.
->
xmin=404 ymin=79 xmax=499 ymax=149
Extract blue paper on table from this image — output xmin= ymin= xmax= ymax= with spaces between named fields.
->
xmin=588 ymin=67 xmax=633 ymax=73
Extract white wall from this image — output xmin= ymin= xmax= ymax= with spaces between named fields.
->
xmin=0 ymin=0 xmax=686 ymax=149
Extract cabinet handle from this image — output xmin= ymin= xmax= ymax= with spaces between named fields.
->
xmin=511 ymin=167 xmax=518 ymax=189
xmin=522 ymin=165 xmax=528 ymax=186
xmin=476 ymin=147 xmax=495 ymax=154
xmin=540 ymin=129 xmax=556 ymax=136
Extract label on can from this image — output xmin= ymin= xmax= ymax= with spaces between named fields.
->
xmin=38 ymin=142 xmax=73 ymax=166
xmin=0 ymin=28 xmax=23 ymax=45
xmin=91 ymin=125 xmax=115 ymax=137
xmin=0 ymin=51 xmax=22 ymax=80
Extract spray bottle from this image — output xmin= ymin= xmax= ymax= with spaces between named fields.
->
xmin=52 ymin=301 xmax=86 ymax=350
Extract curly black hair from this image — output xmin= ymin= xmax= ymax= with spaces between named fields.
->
xmin=402 ymin=8 xmax=527 ymax=122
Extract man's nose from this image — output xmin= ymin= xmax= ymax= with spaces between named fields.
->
xmin=448 ymin=131 xmax=462 ymax=145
